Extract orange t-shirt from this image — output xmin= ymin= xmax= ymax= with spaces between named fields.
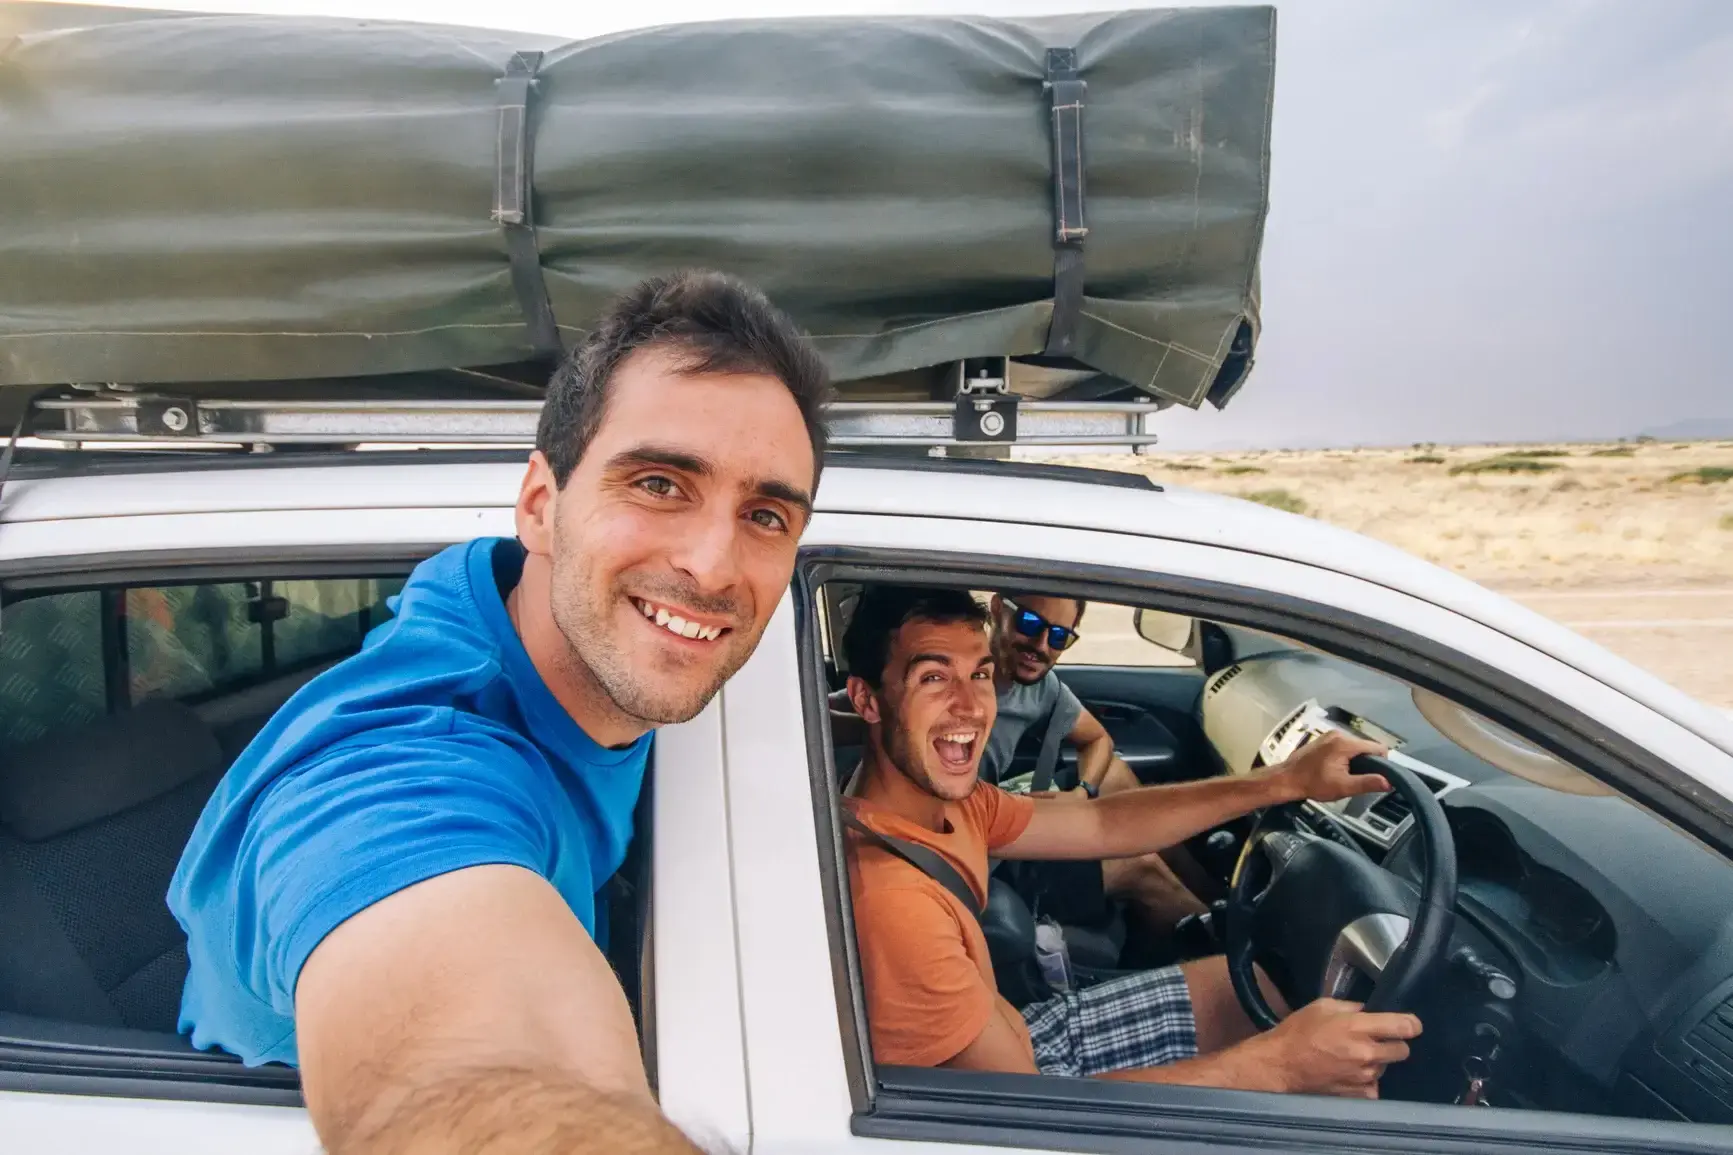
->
xmin=844 ymin=784 xmax=1037 ymax=1068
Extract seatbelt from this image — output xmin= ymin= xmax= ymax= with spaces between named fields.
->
xmin=840 ymin=808 xmax=982 ymax=918
xmin=1029 ymin=698 xmax=1071 ymax=794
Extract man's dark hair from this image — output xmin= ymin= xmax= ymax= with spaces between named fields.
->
xmin=841 ymin=585 xmax=989 ymax=687
xmin=1001 ymin=591 xmax=1087 ymax=629
xmin=535 ymin=270 xmax=832 ymax=486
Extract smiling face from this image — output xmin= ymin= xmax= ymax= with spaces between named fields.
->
xmin=992 ymin=594 xmax=1082 ymax=686
xmin=852 ymin=617 xmax=998 ymax=804
xmin=517 ymin=344 xmax=816 ymax=734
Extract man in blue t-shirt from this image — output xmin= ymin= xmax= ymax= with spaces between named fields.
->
xmin=168 ymin=271 xmax=830 ymax=1155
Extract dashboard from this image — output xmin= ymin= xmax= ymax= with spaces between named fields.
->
xmin=1197 ymin=645 xmax=1733 ymax=1122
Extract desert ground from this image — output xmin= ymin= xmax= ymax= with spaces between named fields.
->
xmin=1033 ymin=439 xmax=1733 ymax=711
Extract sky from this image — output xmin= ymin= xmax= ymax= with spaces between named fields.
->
xmin=40 ymin=0 xmax=1733 ymax=449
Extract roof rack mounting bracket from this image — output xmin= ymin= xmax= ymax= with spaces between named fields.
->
xmin=136 ymin=398 xmax=202 ymax=438
xmin=953 ymin=356 xmax=1010 ymax=396
xmin=954 ymin=394 xmax=1018 ymax=443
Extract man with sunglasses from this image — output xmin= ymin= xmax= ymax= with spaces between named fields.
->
xmin=981 ymin=594 xmax=1098 ymax=788
xmin=985 ymin=593 xmax=1213 ymax=935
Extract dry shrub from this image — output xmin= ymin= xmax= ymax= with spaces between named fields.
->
xmin=1590 ymin=447 xmax=1635 ymax=457
xmin=1669 ymin=467 xmax=1733 ymax=485
xmin=1221 ymin=465 xmax=1267 ymax=475
xmin=1407 ymin=455 xmax=1446 ymax=464
xmin=1450 ymin=457 xmax=1564 ymax=476
xmin=1245 ymin=488 xmax=1307 ymax=514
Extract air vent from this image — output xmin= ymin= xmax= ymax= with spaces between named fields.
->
xmin=1207 ymin=664 xmax=1243 ymax=697
xmin=1685 ymin=997 xmax=1733 ymax=1104
xmin=1367 ymin=792 xmax=1412 ymax=829
xmin=1270 ymin=709 xmax=1303 ymax=747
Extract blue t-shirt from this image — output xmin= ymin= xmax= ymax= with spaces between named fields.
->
xmin=167 ymin=537 xmax=651 ymax=1067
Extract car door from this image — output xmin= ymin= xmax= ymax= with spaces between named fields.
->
xmin=0 ymin=487 xmax=749 ymax=1154
xmin=721 ymin=506 xmax=1733 ymax=1155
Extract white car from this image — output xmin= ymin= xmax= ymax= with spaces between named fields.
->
xmin=4 ymin=432 xmax=1733 ymax=1155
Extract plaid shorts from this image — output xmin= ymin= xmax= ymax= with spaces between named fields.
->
xmin=1021 ymin=965 xmax=1198 ymax=1077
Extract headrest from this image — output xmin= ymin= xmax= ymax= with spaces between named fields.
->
xmin=0 ymin=699 xmax=224 ymax=841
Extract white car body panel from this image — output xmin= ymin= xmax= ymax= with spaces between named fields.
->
xmin=3 ymin=458 xmax=1732 ymax=1153
xmin=651 ymin=698 xmax=753 ymax=1150
xmin=4 ymin=1089 xmax=315 ymax=1153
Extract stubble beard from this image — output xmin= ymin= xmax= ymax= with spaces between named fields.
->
xmin=547 ymin=556 xmax=752 ymax=729
xmin=994 ymin=630 xmax=1050 ymax=687
xmin=877 ymin=693 xmax=976 ymax=804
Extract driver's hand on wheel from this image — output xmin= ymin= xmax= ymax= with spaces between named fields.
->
xmin=1267 ymin=731 xmax=1390 ymax=804
xmin=1250 ymin=998 xmax=1422 ymax=1098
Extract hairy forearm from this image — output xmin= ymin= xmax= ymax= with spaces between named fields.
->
xmin=1076 ymin=734 xmax=1115 ymax=789
xmin=1091 ymin=771 xmax=1294 ymax=858
xmin=326 ymin=1065 xmax=718 ymax=1155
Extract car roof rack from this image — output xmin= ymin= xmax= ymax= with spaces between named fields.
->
xmin=23 ymin=359 xmax=1161 ymax=452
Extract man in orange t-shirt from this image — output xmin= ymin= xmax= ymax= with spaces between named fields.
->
xmin=840 ymin=585 xmax=1425 ymax=1096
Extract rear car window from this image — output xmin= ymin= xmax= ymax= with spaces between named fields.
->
xmin=1 ymin=577 xmax=404 ymax=749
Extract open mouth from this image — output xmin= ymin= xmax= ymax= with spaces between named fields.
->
xmin=631 ymin=597 xmax=730 ymax=644
xmin=932 ymin=730 xmax=980 ymax=769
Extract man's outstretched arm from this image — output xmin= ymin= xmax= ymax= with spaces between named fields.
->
xmin=1001 ymin=731 xmax=1389 ymax=862
xmin=296 ymin=864 xmax=710 ymax=1155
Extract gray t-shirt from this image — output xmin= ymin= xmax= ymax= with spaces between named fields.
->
xmin=980 ymin=671 xmax=1082 ymax=783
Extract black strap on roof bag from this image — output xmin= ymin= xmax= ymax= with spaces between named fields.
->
xmin=1042 ymin=47 xmax=1089 ymax=357
xmin=493 ymin=51 xmax=564 ymax=361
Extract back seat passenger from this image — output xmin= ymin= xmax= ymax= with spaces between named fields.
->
xmin=0 ymin=699 xmax=225 ymax=1032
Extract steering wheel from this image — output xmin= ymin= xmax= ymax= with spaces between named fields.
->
xmin=1225 ymin=754 xmax=1459 ymax=1030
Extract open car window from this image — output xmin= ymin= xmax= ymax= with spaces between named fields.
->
xmin=810 ymin=574 xmax=1733 ymax=1142
xmin=0 ymin=567 xmax=653 ymax=1102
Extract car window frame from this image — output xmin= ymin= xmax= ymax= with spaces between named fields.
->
xmin=0 ymin=548 xmax=660 ymax=1107
xmin=794 ymin=544 xmax=1733 ymax=1155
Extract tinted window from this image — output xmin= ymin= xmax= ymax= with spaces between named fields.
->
xmin=1 ymin=576 xmax=404 ymax=747
xmin=0 ymin=590 xmax=106 ymax=748
xmin=128 ymin=584 xmax=261 ymax=703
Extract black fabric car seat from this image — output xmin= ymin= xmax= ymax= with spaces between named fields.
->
xmin=0 ymin=699 xmax=225 ymax=1031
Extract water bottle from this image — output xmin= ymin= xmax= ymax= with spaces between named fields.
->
xmin=1033 ymin=917 xmax=1073 ymax=993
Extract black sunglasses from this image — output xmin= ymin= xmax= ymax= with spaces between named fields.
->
xmin=1003 ymin=598 xmax=1080 ymax=652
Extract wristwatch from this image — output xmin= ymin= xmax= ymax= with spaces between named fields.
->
xmin=1080 ymin=780 xmax=1099 ymax=799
